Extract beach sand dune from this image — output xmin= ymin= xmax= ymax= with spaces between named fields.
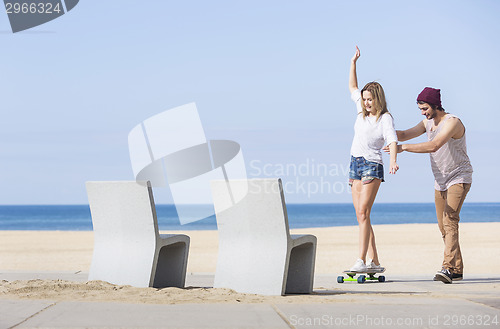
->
xmin=0 ymin=279 xmax=280 ymax=304
xmin=1 ymin=279 xmax=375 ymax=304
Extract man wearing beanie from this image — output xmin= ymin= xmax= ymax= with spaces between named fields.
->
xmin=386 ymin=87 xmax=473 ymax=284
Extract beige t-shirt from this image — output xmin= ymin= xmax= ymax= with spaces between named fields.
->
xmin=426 ymin=114 xmax=473 ymax=191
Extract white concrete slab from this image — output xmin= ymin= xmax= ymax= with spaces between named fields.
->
xmin=0 ymin=300 xmax=55 ymax=329
xmin=1 ymin=273 xmax=499 ymax=329
xmin=16 ymin=302 xmax=290 ymax=328
xmin=275 ymin=297 xmax=500 ymax=329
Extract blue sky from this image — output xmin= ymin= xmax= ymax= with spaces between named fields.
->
xmin=1 ymin=0 xmax=499 ymax=204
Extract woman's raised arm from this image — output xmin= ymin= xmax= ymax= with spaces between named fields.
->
xmin=349 ymin=46 xmax=360 ymax=93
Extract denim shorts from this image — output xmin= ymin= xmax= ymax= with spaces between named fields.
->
xmin=349 ymin=156 xmax=384 ymax=186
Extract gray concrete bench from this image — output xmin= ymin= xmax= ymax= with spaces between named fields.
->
xmin=86 ymin=181 xmax=189 ymax=288
xmin=211 ymin=178 xmax=317 ymax=295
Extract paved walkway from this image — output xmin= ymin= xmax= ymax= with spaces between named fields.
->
xmin=1 ymin=272 xmax=499 ymax=329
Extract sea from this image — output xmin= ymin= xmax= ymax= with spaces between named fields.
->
xmin=0 ymin=203 xmax=498 ymax=231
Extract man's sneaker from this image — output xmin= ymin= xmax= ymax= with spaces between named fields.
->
xmin=366 ymin=259 xmax=385 ymax=271
xmin=434 ymin=268 xmax=453 ymax=284
xmin=452 ymin=273 xmax=463 ymax=281
xmin=433 ymin=268 xmax=444 ymax=281
xmin=350 ymin=259 xmax=367 ymax=272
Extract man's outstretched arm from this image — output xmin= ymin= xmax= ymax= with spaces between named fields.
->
xmin=396 ymin=120 xmax=426 ymax=141
xmin=399 ymin=117 xmax=461 ymax=153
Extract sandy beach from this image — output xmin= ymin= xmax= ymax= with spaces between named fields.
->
xmin=1 ymin=223 xmax=499 ymax=304
xmin=1 ymin=223 xmax=499 ymax=274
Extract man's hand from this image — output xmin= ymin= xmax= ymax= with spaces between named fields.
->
xmin=383 ymin=144 xmax=404 ymax=154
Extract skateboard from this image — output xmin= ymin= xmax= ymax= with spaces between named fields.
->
xmin=337 ymin=268 xmax=386 ymax=283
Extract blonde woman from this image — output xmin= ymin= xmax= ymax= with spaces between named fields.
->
xmin=347 ymin=46 xmax=399 ymax=272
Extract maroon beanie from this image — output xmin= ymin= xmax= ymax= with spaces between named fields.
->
xmin=417 ymin=87 xmax=441 ymax=107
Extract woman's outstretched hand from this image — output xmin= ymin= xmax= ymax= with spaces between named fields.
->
xmin=389 ymin=161 xmax=399 ymax=175
xmin=351 ymin=45 xmax=360 ymax=63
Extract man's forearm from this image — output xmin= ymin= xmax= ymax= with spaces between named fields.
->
xmin=397 ymin=130 xmax=416 ymax=142
xmin=402 ymin=142 xmax=439 ymax=153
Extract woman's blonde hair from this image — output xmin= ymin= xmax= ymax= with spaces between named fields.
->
xmin=361 ymin=82 xmax=389 ymax=120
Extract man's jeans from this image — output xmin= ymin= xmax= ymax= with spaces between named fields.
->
xmin=434 ymin=183 xmax=471 ymax=274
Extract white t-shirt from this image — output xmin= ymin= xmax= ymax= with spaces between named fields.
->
xmin=350 ymin=89 xmax=398 ymax=165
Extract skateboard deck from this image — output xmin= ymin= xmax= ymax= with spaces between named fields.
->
xmin=338 ymin=268 xmax=386 ymax=283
